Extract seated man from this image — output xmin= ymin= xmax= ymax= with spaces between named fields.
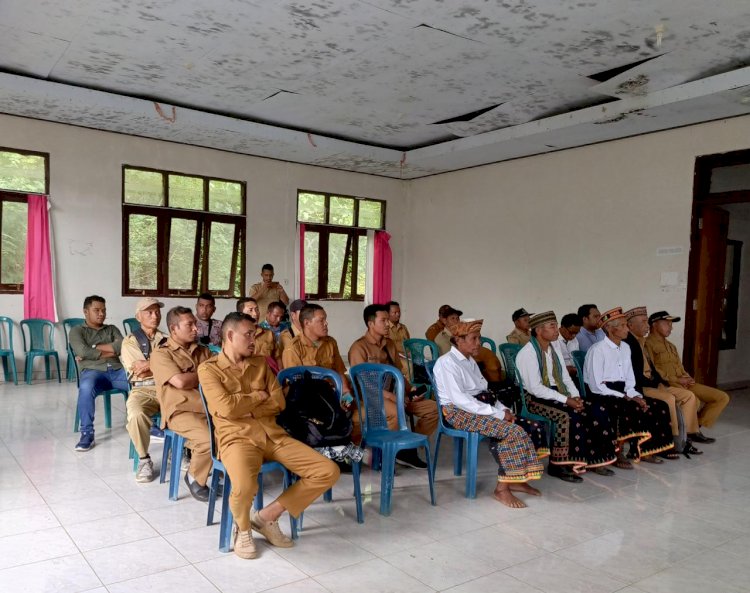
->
xmin=199 ymin=313 xmax=338 ymax=560
xmin=196 ymin=292 xmax=223 ymax=347
xmin=425 ymin=304 xmax=462 ymax=342
xmin=556 ymin=313 xmax=582 ymax=375
xmin=645 ymin=310 xmax=729 ymax=443
xmin=506 ymin=308 xmax=532 ymax=346
xmin=474 ymin=343 xmax=505 ymax=385
xmin=434 ymin=320 xmax=545 ymax=508
xmin=348 ymin=304 xmax=438 ymax=469
xmin=237 ymin=297 xmax=278 ymax=363
xmin=279 ymin=299 xmax=306 ymax=353
xmin=386 ymin=300 xmax=410 ymax=375
xmin=151 ymin=306 xmax=213 ymax=501
xmin=576 ymin=304 xmax=605 ymax=353
xmin=69 ymin=295 xmax=129 ymax=452
xmin=583 ymin=308 xmax=674 ymax=468
xmin=625 ymin=307 xmax=702 ymax=457
xmin=517 ymin=312 xmax=617 ymax=481
xmin=260 ymin=301 xmax=291 ymax=342
xmin=120 ymin=297 xmax=166 ymax=482
xmin=250 ymin=263 xmax=290 ymax=314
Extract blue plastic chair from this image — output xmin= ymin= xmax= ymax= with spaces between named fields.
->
xmin=403 ymin=338 xmax=438 ymax=394
xmin=20 ymin=318 xmax=61 ymax=384
xmin=571 ymin=350 xmax=587 ymax=395
xmin=62 ymin=318 xmax=84 ymax=382
xmin=498 ymin=343 xmax=522 ymax=387
xmin=349 ymin=363 xmax=436 ymax=516
xmin=123 ymin=318 xmax=139 ymax=336
xmin=198 ymin=387 xmax=298 ymax=552
xmin=277 ymin=366 xmax=364 ymax=524
xmin=425 ymin=361 xmax=486 ymax=499
xmin=71 ymin=357 xmax=129 ymax=432
xmin=480 ymin=336 xmax=497 ymax=355
xmin=0 ymin=316 xmax=18 ymax=385
xmin=160 ymin=429 xmax=186 ymax=501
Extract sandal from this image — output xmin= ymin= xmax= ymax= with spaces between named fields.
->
xmin=656 ymin=450 xmax=680 ymax=460
xmin=640 ymin=455 xmax=664 ymax=464
xmin=614 ymin=457 xmax=634 ymax=470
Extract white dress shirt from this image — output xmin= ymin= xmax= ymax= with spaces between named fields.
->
xmin=517 ymin=341 xmax=580 ymax=404
xmin=556 ymin=335 xmax=579 ymax=367
xmin=433 ymin=346 xmax=509 ymax=420
xmin=583 ymin=337 xmax=642 ymax=398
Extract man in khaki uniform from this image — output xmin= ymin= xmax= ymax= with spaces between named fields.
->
xmin=386 ymin=300 xmax=410 ymax=375
xmin=151 ymin=306 xmax=214 ymax=501
xmin=645 ymin=311 xmax=729 ymax=442
xmin=120 ymin=297 xmax=166 ymax=482
xmin=506 ymin=308 xmax=533 ymax=346
xmin=236 ymin=297 xmax=278 ymax=363
xmin=198 ymin=312 xmax=339 ymax=560
xmin=249 ymin=263 xmax=290 ymax=313
xmin=279 ymin=299 xmax=306 ymax=353
xmin=425 ymin=304 xmax=462 ymax=342
xmin=349 ymin=304 xmax=438 ymax=469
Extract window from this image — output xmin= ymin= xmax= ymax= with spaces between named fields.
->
xmin=0 ymin=148 xmax=49 ymax=294
xmin=297 ymin=190 xmax=385 ymax=300
xmin=123 ymin=166 xmax=246 ymax=298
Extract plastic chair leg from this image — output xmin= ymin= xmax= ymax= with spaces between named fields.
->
xmin=24 ymin=354 xmax=32 ymax=385
xmin=465 ymin=434 xmax=480 ymax=499
xmin=207 ymin=469 xmax=222 ymax=526
xmin=453 ymin=437 xmax=464 ymax=476
xmin=371 ymin=448 xmax=382 ymax=471
xmin=74 ymin=407 xmax=80 ymax=433
xmin=160 ymin=433 xmax=172 ymax=484
xmin=423 ymin=442 xmax=436 ymax=506
xmin=168 ymin=435 xmax=185 ymax=501
xmin=352 ymin=461 xmax=364 ymax=524
xmin=432 ymin=431 xmax=443 ymax=476
xmin=103 ymin=393 xmax=112 ymax=429
xmin=53 ymin=353 xmax=61 ymax=383
xmin=44 ymin=356 xmax=51 ymax=380
xmin=219 ymin=477 xmax=234 ymax=553
xmin=1 ymin=357 xmax=9 ymax=382
xmin=379 ymin=445 xmax=396 ymax=516
xmin=323 ymin=488 xmax=333 ymax=502
xmin=254 ymin=473 xmax=264 ymax=510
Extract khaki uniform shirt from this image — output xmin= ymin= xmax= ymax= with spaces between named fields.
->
xmin=425 ymin=320 xmax=444 ymax=342
xmin=348 ymin=333 xmax=411 ymax=392
xmin=434 ymin=328 xmax=452 ymax=356
xmin=281 ymin=333 xmax=351 ymax=391
xmin=474 ymin=346 xmax=504 ymax=383
xmin=198 ymin=352 xmax=288 ymax=451
xmin=253 ymin=326 xmax=279 ymax=361
xmin=506 ymin=327 xmax=531 ymax=346
xmin=388 ymin=322 xmax=410 ymax=374
xmin=279 ymin=324 xmax=301 ymax=354
xmin=120 ymin=329 xmax=165 ymax=398
xmin=250 ymin=282 xmax=287 ymax=314
xmin=151 ymin=338 xmax=213 ymax=426
xmin=644 ymin=333 xmax=689 ymax=386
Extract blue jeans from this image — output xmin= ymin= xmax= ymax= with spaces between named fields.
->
xmin=77 ymin=367 xmax=129 ymax=434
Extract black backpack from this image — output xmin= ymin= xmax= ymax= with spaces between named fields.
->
xmin=277 ymin=371 xmax=352 ymax=447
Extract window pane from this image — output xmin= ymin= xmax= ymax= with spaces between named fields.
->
xmin=0 ymin=151 xmax=46 ymax=193
xmin=357 ymin=234 xmax=367 ymax=296
xmin=124 ymin=169 xmax=164 ymax=205
xmin=208 ymin=221 xmax=235 ymax=291
xmin=169 ymin=175 xmax=203 ymax=210
xmin=358 ymin=200 xmax=383 ymax=229
xmin=209 ymin=180 xmax=243 ymax=214
xmin=128 ymin=214 xmax=158 ymax=290
xmin=298 ymin=192 xmax=326 ymax=223
xmin=1 ymin=200 xmax=28 ymax=284
xmin=168 ymin=218 xmax=198 ymax=290
xmin=304 ymin=231 xmax=319 ymax=295
xmin=327 ymin=233 xmax=348 ymax=294
xmin=329 ymin=196 xmax=354 ymax=226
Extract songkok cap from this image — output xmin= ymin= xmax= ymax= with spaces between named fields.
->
xmin=624 ymin=306 xmax=648 ymax=321
xmin=448 ymin=319 xmax=483 ymax=338
xmin=512 ymin=307 xmax=534 ymax=321
xmin=529 ymin=311 xmax=557 ymax=330
xmin=598 ymin=307 xmax=626 ymax=328
xmin=289 ymin=299 xmax=308 ymax=313
xmin=135 ymin=297 xmax=164 ymax=313
xmin=439 ymin=304 xmax=463 ymax=318
xmin=648 ymin=310 xmax=682 ymax=324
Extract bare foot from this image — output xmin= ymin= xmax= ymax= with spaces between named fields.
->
xmin=509 ymin=483 xmax=542 ymax=496
xmin=493 ymin=487 xmax=527 ymax=508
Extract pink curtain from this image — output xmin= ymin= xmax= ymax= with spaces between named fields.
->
xmin=373 ymin=231 xmax=392 ymax=304
xmin=299 ymin=223 xmax=306 ymax=299
xmin=24 ymin=195 xmax=57 ymax=321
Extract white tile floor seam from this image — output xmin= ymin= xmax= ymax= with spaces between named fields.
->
xmin=0 ymin=382 xmax=749 ymax=593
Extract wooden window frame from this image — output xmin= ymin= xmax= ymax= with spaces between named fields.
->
xmin=0 ymin=146 xmax=50 ymax=195
xmin=0 ymin=191 xmax=29 ymax=294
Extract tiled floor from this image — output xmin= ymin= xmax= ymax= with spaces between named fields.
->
xmin=1 ymin=381 xmax=749 ymax=593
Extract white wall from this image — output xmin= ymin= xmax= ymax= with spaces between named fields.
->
xmin=0 ymin=114 xmax=405 ymax=377
xmin=400 ymin=115 xmax=750 ymax=357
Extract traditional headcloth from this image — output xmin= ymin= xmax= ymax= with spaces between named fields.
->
xmin=448 ymin=319 xmax=483 ymax=337
xmin=598 ymin=307 xmax=625 ymax=328
xmin=624 ymin=306 xmax=647 ymax=321
xmin=529 ymin=311 xmax=557 ymax=330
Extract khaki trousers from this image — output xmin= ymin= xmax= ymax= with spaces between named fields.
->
xmin=642 ymin=385 xmax=700 ymax=435
xmin=221 ymin=434 xmax=339 ymax=531
xmin=689 ymin=383 xmax=730 ymax=428
xmin=167 ymin=411 xmax=212 ymax=487
xmin=125 ymin=389 xmax=161 ymax=458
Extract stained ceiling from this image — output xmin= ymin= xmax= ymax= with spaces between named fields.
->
xmin=1 ymin=0 xmax=750 ymax=178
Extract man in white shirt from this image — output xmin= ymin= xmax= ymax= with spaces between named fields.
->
xmin=556 ymin=313 xmax=581 ymax=375
xmin=433 ymin=319 xmax=545 ymax=509
xmin=517 ymin=312 xmax=617 ymax=481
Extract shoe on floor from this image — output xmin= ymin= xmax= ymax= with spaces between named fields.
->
xmin=233 ymin=526 xmax=257 ymax=559
xmin=591 ymin=466 xmax=615 ymax=476
xmin=75 ymin=433 xmax=95 ymax=452
xmin=395 ymin=449 xmax=428 ymax=469
xmin=689 ymin=431 xmax=716 ymax=444
xmin=135 ymin=458 xmax=156 ymax=483
xmin=149 ymin=426 xmax=165 ymax=441
xmin=251 ymin=510 xmax=293 ymax=548
xmin=184 ymin=472 xmax=210 ymax=502
xmin=548 ymin=464 xmax=583 ymax=483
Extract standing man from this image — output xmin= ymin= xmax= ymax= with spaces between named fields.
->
xmin=425 ymin=305 xmax=462 ymax=342
xmin=556 ymin=313 xmax=582 ymax=375
xmin=576 ymin=304 xmax=605 ymax=353
xmin=645 ymin=311 xmax=729 ymax=442
xmin=196 ymin=293 xmax=222 ymax=348
xmin=151 ymin=307 xmax=213 ymax=501
xmin=386 ymin=300 xmax=410 ymax=375
xmin=120 ymin=297 xmax=166 ymax=482
xmin=69 ymin=295 xmax=129 ymax=452
xmin=199 ymin=313 xmax=339 ymax=560
xmin=250 ymin=263 xmax=290 ymax=314
xmin=506 ymin=308 xmax=533 ymax=346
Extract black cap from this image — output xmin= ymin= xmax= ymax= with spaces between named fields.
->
xmin=648 ymin=310 xmax=682 ymax=324
xmin=289 ymin=299 xmax=308 ymax=313
xmin=512 ymin=307 xmax=533 ymax=321
xmin=438 ymin=304 xmax=462 ymax=318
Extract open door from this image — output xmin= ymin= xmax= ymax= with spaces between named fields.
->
xmin=685 ymin=206 xmax=728 ymax=385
